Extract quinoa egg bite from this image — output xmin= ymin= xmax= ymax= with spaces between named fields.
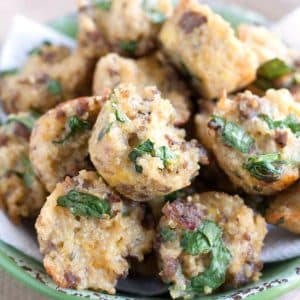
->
xmin=89 ymin=84 xmax=203 ymax=201
xmin=159 ymin=0 xmax=258 ymax=99
xmin=157 ymin=192 xmax=267 ymax=298
xmin=0 ymin=43 xmax=94 ymax=113
xmin=0 ymin=112 xmax=47 ymax=222
xmin=36 ymin=170 xmax=155 ymax=294
xmin=195 ymin=89 xmax=300 ymax=195
xmin=93 ymin=52 xmax=192 ymax=126
xmin=266 ymin=181 xmax=300 ymax=234
xmin=30 ymin=96 xmax=105 ymax=192
xmin=78 ymin=0 xmax=176 ymax=58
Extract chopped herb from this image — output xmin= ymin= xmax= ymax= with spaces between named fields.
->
xmin=294 ymin=72 xmax=300 ymax=84
xmin=28 ymin=41 xmax=52 ymax=56
xmin=160 ymin=227 xmax=177 ymax=242
xmin=210 ymin=115 xmax=254 ymax=153
xmin=6 ymin=112 xmax=40 ymax=130
xmin=257 ymin=58 xmax=294 ymax=81
xmin=181 ymin=220 xmax=231 ymax=293
xmin=260 ymin=114 xmax=300 ymax=137
xmin=92 ymin=0 xmax=112 ymax=10
xmin=47 ymin=79 xmax=63 ymax=96
xmin=57 ymin=189 xmax=111 ymax=218
xmin=14 ymin=156 xmax=36 ymax=187
xmin=143 ymin=0 xmax=166 ymax=24
xmin=129 ymin=140 xmax=176 ymax=173
xmin=111 ymin=103 xmax=128 ymax=123
xmin=129 ymin=139 xmax=155 ymax=173
xmin=275 ymin=216 xmax=285 ymax=225
xmin=244 ymin=153 xmax=286 ymax=182
xmin=190 ymin=241 xmax=232 ymax=293
xmin=254 ymin=78 xmax=274 ymax=91
xmin=164 ymin=189 xmax=187 ymax=202
xmin=119 ymin=40 xmax=138 ymax=54
xmin=97 ymin=122 xmax=113 ymax=141
xmin=181 ymin=229 xmax=210 ymax=256
xmin=155 ymin=146 xmax=177 ymax=168
xmin=53 ymin=116 xmax=91 ymax=144
xmin=0 ymin=68 xmax=18 ymax=78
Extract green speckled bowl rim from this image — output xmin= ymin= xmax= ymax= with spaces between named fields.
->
xmin=1 ymin=2 xmax=300 ymax=300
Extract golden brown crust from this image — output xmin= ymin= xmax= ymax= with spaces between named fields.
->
xmin=30 ymin=96 xmax=106 ymax=192
xmin=0 ymin=45 xmax=94 ymax=113
xmin=93 ymin=52 xmax=192 ymax=126
xmin=159 ymin=0 xmax=258 ymax=99
xmin=78 ymin=0 xmax=176 ymax=58
xmin=36 ymin=170 xmax=155 ymax=294
xmin=0 ymin=113 xmax=47 ymax=222
xmin=89 ymin=84 xmax=202 ymax=201
xmin=195 ymin=89 xmax=300 ymax=195
xmin=157 ymin=192 xmax=267 ymax=298
xmin=266 ymin=181 xmax=300 ymax=234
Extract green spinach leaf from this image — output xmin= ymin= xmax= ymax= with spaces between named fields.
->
xmin=181 ymin=220 xmax=231 ymax=293
xmin=257 ymin=58 xmax=294 ymax=81
xmin=244 ymin=152 xmax=286 ymax=182
xmin=53 ymin=116 xmax=91 ymax=144
xmin=119 ymin=40 xmax=138 ymax=54
xmin=210 ymin=115 xmax=254 ymax=153
xmin=57 ymin=189 xmax=111 ymax=218
xmin=260 ymin=114 xmax=300 ymax=137
xmin=92 ymin=0 xmax=112 ymax=10
xmin=0 ymin=68 xmax=18 ymax=78
xmin=6 ymin=112 xmax=40 ymax=130
xmin=47 ymin=79 xmax=63 ymax=96
xmin=129 ymin=139 xmax=155 ymax=173
xmin=28 ymin=41 xmax=52 ymax=56
xmin=160 ymin=227 xmax=177 ymax=242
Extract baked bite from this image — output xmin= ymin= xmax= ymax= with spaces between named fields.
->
xmin=237 ymin=24 xmax=297 ymax=65
xmin=78 ymin=0 xmax=176 ymax=58
xmin=0 ymin=112 xmax=47 ymax=222
xmin=237 ymin=24 xmax=300 ymax=102
xmin=195 ymin=89 xmax=300 ymax=195
xmin=159 ymin=0 xmax=258 ymax=99
xmin=157 ymin=192 xmax=267 ymax=298
xmin=89 ymin=84 xmax=204 ymax=201
xmin=0 ymin=43 xmax=94 ymax=113
xmin=93 ymin=52 xmax=192 ymax=126
xmin=36 ymin=170 xmax=155 ymax=294
xmin=30 ymin=96 xmax=105 ymax=192
xmin=266 ymin=181 xmax=300 ymax=234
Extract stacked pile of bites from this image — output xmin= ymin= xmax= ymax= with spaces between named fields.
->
xmin=1 ymin=0 xmax=300 ymax=297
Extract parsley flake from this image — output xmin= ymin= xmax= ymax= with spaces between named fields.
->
xmin=47 ymin=79 xmax=63 ymax=96
xmin=6 ymin=112 xmax=40 ymax=130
